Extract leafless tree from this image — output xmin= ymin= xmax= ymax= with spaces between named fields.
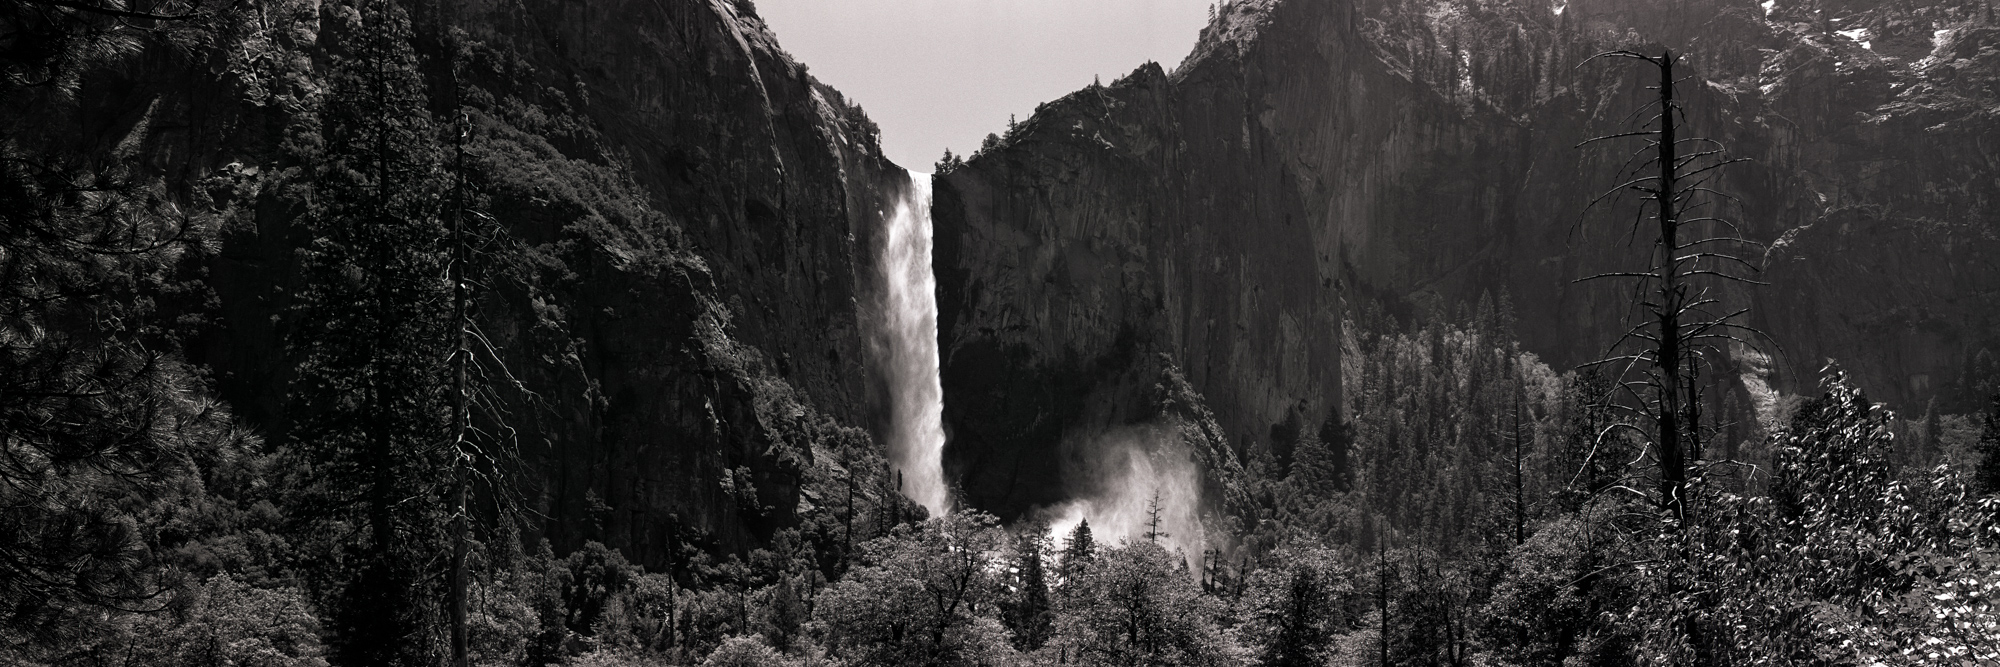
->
xmin=1575 ymin=50 xmax=1766 ymax=525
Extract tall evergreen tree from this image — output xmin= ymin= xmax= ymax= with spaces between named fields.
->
xmin=1060 ymin=519 xmax=1096 ymax=590
xmin=1244 ymin=546 xmax=1349 ymax=667
xmin=0 ymin=0 xmax=233 ymax=650
xmin=1974 ymin=393 xmax=2000 ymax=495
xmin=1002 ymin=526 xmax=1055 ymax=651
xmin=1580 ymin=49 xmax=1760 ymax=524
xmin=283 ymin=0 xmax=453 ymax=662
xmin=1292 ymin=410 xmax=1351 ymax=493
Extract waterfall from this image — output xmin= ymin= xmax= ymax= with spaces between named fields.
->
xmin=876 ymin=169 xmax=952 ymax=516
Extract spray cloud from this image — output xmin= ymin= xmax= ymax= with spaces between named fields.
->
xmin=1039 ymin=423 xmax=1210 ymax=573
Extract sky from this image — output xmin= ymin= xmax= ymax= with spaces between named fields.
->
xmin=752 ymin=0 xmax=1213 ymax=171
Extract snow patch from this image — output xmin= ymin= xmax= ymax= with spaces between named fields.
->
xmin=1837 ymin=27 xmax=1871 ymax=50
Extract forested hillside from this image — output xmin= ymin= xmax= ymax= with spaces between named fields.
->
xmin=3 ymin=0 xmax=921 ymax=663
xmin=5 ymin=0 xmax=2000 ymax=665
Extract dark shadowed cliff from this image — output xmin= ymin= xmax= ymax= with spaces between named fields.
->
xmin=151 ymin=0 xmax=913 ymax=562
xmin=18 ymin=0 xmax=1997 ymax=562
xmin=933 ymin=0 xmax=2000 ymax=523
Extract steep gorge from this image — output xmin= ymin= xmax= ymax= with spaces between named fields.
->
xmin=933 ymin=0 xmax=2000 ymax=526
xmin=108 ymin=0 xmax=918 ymax=563
xmin=25 ymin=0 xmax=1999 ymax=566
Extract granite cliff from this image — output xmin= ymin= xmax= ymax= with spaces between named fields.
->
xmin=61 ymin=0 xmax=917 ymax=563
xmin=25 ymin=0 xmax=1998 ymax=560
xmin=933 ymin=0 xmax=2000 ymax=523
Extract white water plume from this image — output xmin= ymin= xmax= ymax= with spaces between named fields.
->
xmin=875 ymin=169 xmax=952 ymax=516
xmin=1039 ymin=424 xmax=1209 ymax=573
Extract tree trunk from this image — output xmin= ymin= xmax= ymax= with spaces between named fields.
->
xmin=447 ymin=100 xmax=472 ymax=667
xmin=1513 ymin=390 xmax=1526 ymax=545
xmin=1654 ymin=52 xmax=1687 ymax=525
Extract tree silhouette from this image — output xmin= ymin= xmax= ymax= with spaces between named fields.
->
xmin=1975 ymin=393 xmax=2000 ymax=495
xmin=0 ymin=0 xmax=229 ymax=649
xmin=1001 ymin=525 xmax=1055 ymax=650
xmin=1578 ymin=49 xmax=1765 ymax=524
xmin=1578 ymin=48 xmax=1771 ymax=667
xmin=1143 ymin=490 xmax=1170 ymax=544
xmin=284 ymin=0 xmax=454 ymax=661
xmin=1060 ymin=519 xmax=1096 ymax=590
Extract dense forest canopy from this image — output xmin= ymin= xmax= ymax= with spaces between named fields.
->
xmin=4 ymin=0 xmax=1999 ymax=665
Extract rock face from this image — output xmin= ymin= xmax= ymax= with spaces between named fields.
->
xmin=931 ymin=53 xmax=1335 ymax=521
xmin=52 ymin=0 xmax=1997 ymax=559
xmin=439 ymin=0 xmax=906 ymax=559
xmin=934 ymin=0 xmax=2000 ymax=521
xmin=179 ymin=0 xmax=906 ymax=563
xmin=449 ymin=0 xmax=896 ymax=426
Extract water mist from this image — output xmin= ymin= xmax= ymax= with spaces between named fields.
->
xmin=873 ymin=169 xmax=952 ymax=516
xmin=1039 ymin=424 xmax=1211 ymax=573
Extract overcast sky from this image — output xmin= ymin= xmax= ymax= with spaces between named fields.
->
xmin=752 ymin=0 xmax=1212 ymax=171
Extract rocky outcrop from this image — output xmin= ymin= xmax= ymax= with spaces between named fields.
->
xmin=438 ymin=0 xmax=904 ymax=558
xmin=447 ymin=0 xmax=899 ymax=424
xmin=933 ymin=4 xmax=1338 ymax=520
xmin=934 ymin=0 xmax=2000 ymax=520
xmin=175 ymin=0 xmax=908 ymax=564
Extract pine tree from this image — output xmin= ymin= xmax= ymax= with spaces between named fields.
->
xmin=1580 ymin=49 xmax=1760 ymax=524
xmin=284 ymin=0 xmax=454 ymax=662
xmin=1579 ymin=50 xmax=1765 ymax=664
xmin=768 ymin=575 xmax=805 ymax=650
xmin=0 ymin=0 xmax=230 ymax=647
xmin=1266 ymin=570 xmax=1325 ymax=666
xmin=1292 ymin=410 xmax=1352 ymax=493
xmin=1143 ymin=490 xmax=1169 ymax=543
xmin=1060 ymin=519 xmax=1096 ymax=589
xmin=934 ymin=148 xmax=965 ymax=175
xmin=1511 ymin=385 xmax=1529 ymax=545
xmin=1002 ymin=526 xmax=1055 ymax=650
xmin=1975 ymin=394 xmax=2000 ymax=495
xmin=1249 ymin=547 xmax=1347 ymax=667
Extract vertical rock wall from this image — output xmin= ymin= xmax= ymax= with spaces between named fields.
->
xmin=188 ymin=0 xmax=908 ymax=563
xmin=934 ymin=0 xmax=2000 ymax=523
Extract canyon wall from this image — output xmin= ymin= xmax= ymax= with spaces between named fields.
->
xmin=444 ymin=0 xmax=902 ymax=558
xmin=934 ymin=0 xmax=2000 ymax=522
xmin=53 ymin=0 xmax=1998 ymax=559
xmin=170 ymin=0 xmax=906 ymax=563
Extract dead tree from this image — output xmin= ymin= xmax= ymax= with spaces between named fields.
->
xmin=1511 ymin=387 xmax=1527 ymax=545
xmin=1376 ymin=527 xmax=1392 ymax=667
xmin=1576 ymin=50 xmax=1765 ymax=525
xmin=441 ymin=73 xmax=531 ymax=667
xmin=1143 ymin=489 xmax=1170 ymax=544
xmin=446 ymin=103 xmax=473 ymax=667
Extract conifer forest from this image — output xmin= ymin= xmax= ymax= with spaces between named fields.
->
xmin=4 ymin=0 xmax=1999 ymax=665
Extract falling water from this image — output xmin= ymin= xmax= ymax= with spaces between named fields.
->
xmin=877 ymin=169 xmax=952 ymax=516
